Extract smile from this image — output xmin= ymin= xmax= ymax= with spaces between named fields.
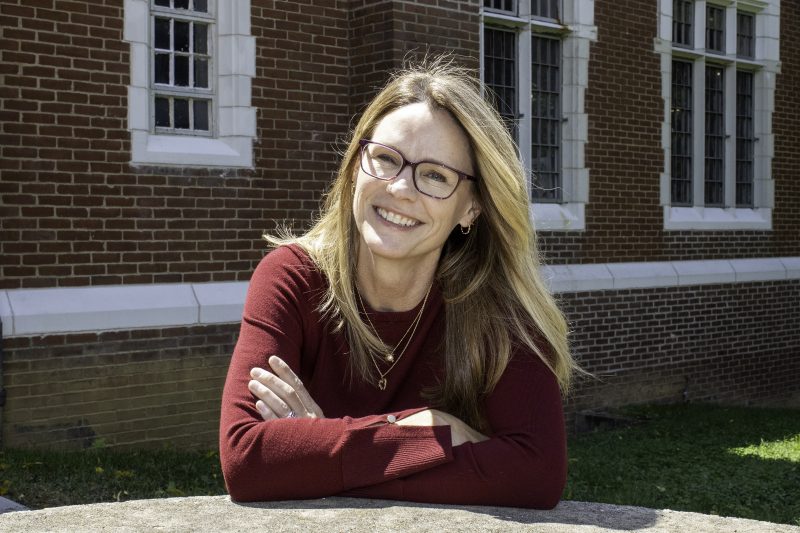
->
xmin=376 ymin=207 xmax=420 ymax=227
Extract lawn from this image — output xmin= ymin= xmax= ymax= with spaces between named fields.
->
xmin=0 ymin=403 xmax=797 ymax=525
xmin=564 ymin=403 xmax=800 ymax=526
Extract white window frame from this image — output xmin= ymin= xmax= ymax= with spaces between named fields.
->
xmin=123 ymin=0 xmax=255 ymax=168
xmin=656 ymin=0 xmax=780 ymax=230
xmin=481 ymin=0 xmax=597 ymax=231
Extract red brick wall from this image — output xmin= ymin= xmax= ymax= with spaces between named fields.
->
xmin=4 ymin=280 xmax=797 ymax=449
xmin=564 ymin=280 xmax=800 ymax=420
xmin=538 ymin=0 xmax=800 ymax=264
xmin=2 ymin=324 xmax=237 ymax=449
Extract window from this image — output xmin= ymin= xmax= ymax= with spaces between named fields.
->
xmin=481 ymin=0 xmax=597 ymax=231
xmin=657 ymin=0 xmax=780 ymax=230
xmin=152 ymin=0 xmax=212 ymax=133
xmin=673 ymin=0 xmax=694 ymax=47
xmin=705 ymin=5 xmax=725 ymax=54
xmin=123 ymin=0 xmax=255 ymax=167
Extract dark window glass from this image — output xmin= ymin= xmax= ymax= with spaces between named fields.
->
xmin=155 ymin=97 xmax=170 ymax=127
xmin=737 ymin=12 xmax=754 ymax=58
xmin=671 ymin=60 xmax=693 ymax=206
xmin=531 ymin=35 xmax=561 ymax=202
xmin=193 ymin=0 xmax=208 ymax=12
xmin=194 ymin=58 xmax=208 ymax=88
xmin=704 ymin=66 xmax=725 ymax=206
xmin=706 ymin=5 xmax=725 ymax=53
xmin=483 ymin=0 xmax=516 ymax=14
xmin=174 ymin=0 xmax=189 ymax=9
xmin=154 ymin=0 xmax=170 ymax=7
xmin=531 ymin=0 xmax=559 ymax=20
xmin=154 ymin=17 xmax=171 ymax=50
xmin=483 ymin=27 xmax=517 ymax=139
xmin=174 ymin=98 xmax=190 ymax=128
xmin=736 ymin=71 xmax=754 ymax=207
xmin=194 ymin=99 xmax=209 ymax=131
xmin=174 ymin=20 xmax=190 ymax=52
xmin=194 ymin=23 xmax=208 ymax=54
xmin=174 ymin=55 xmax=189 ymax=86
xmin=673 ymin=0 xmax=694 ymax=46
xmin=154 ymin=53 xmax=170 ymax=84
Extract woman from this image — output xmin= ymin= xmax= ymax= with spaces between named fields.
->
xmin=219 ymin=61 xmax=576 ymax=509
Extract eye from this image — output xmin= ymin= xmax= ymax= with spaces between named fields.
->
xmin=376 ymin=152 xmax=400 ymax=165
xmin=421 ymin=170 xmax=447 ymax=183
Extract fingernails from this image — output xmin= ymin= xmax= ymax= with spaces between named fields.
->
xmin=250 ymin=368 xmax=265 ymax=379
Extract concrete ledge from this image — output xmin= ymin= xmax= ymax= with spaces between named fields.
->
xmin=0 ymin=496 xmax=796 ymax=532
xmin=2 ymin=257 xmax=799 ymax=338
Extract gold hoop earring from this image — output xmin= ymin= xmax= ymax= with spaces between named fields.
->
xmin=460 ymin=224 xmax=471 ymax=235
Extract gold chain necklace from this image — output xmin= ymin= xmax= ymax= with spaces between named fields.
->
xmin=356 ymin=283 xmax=432 ymax=390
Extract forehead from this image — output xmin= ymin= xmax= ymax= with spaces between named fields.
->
xmin=370 ymin=102 xmax=473 ymax=171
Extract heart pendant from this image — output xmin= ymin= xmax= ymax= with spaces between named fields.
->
xmin=378 ymin=378 xmax=387 ymax=390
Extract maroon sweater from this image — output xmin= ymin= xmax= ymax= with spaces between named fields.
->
xmin=219 ymin=244 xmax=567 ymax=508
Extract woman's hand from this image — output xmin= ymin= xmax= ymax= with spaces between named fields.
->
xmin=248 ymin=355 xmax=325 ymax=420
xmin=396 ymin=409 xmax=489 ymax=446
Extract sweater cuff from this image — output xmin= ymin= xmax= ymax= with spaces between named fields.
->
xmin=340 ymin=411 xmax=453 ymax=490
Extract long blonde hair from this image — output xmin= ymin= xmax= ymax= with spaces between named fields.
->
xmin=267 ymin=59 xmax=576 ymax=431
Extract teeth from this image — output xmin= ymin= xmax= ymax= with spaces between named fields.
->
xmin=377 ymin=207 xmax=418 ymax=227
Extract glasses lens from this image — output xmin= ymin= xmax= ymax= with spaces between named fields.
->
xmin=362 ymin=143 xmax=402 ymax=179
xmin=415 ymin=163 xmax=460 ymax=198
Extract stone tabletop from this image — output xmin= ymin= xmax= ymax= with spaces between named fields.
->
xmin=0 ymin=496 xmax=797 ymax=532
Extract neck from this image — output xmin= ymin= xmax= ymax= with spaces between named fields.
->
xmin=356 ymin=250 xmax=438 ymax=312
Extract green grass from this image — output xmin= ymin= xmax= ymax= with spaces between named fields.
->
xmin=564 ymin=403 xmax=800 ymax=526
xmin=0 ymin=403 xmax=797 ymax=526
xmin=0 ymin=444 xmax=226 ymax=509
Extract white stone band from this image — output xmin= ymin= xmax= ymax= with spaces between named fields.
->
xmin=1 ymin=257 xmax=798 ymax=338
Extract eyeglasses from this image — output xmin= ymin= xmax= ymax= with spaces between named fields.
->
xmin=358 ymin=139 xmax=476 ymax=200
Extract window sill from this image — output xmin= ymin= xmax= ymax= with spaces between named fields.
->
xmin=530 ymin=202 xmax=585 ymax=231
xmin=663 ymin=206 xmax=772 ymax=231
xmin=130 ymin=132 xmax=253 ymax=168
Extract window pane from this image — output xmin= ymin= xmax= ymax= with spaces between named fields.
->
xmin=483 ymin=27 xmax=517 ymax=139
xmin=174 ymin=0 xmax=189 ymax=9
xmin=483 ymin=0 xmax=516 ymax=14
xmin=673 ymin=0 xmax=694 ymax=46
xmin=194 ymin=23 xmax=208 ymax=54
xmin=705 ymin=66 xmax=725 ymax=206
xmin=174 ymin=20 xmax=190 ymax=52
xmin=531 ymin=0 xmax=559 ymax=20
xmin=154 ymin=0 xmax=170 ymax=7
xmin=737 ymin=12 xmax=754 ymax=58
xmin=736 ymin=71 xmax=754 ymax=207
xmin=194 ymin=99 xmax=209 ymax=131
xmin=194 ymin=58 xmax=208 ymax=88
xmin=154 ymin=17 xmax=171 ymax=50
xmin=155 ymin=96 xmax=170 ymax=127
xmin=174 ymin=55 xmax=189 ymax=86
xmin=174 ymin=98 xmax=190 ymax=128
xmin=706 ymin=5 xmax=725 ymax=53
xmin=154 ymin=53 xmax=170 ymax=84
xmin=671 ymin=60 xmax=693 ymax=206
xmin=193 ymin=0 xmax=208 ymax=12
xmin=531 ymin=35 xmax=561 ymax=202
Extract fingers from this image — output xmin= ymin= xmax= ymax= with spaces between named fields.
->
xmin=248 ymin=378 xmax=294 ymax=420
xmin=268 ymin=356 xmax=324 ymax=418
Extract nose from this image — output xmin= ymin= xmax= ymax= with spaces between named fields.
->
xmin=386 ymin=163 xmax=418 ymax=199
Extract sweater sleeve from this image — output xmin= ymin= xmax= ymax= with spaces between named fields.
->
xmin=218 ymin=246 xmax=454 ymax=502
xmin=340 ymin=352 xmax=568 ymax=509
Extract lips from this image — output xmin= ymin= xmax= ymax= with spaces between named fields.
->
xmin=376 ymin=207 xmax=420 ymax=227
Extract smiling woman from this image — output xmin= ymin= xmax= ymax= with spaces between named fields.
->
xmin=218 ymin=58 xmax=578 ymax=508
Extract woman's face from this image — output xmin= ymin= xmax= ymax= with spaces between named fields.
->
xmin=352 ymin=102 xmax=479 ymax=269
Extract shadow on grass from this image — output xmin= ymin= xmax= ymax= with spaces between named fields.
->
xmin=564 ymin=403 xmax=800 ymax=526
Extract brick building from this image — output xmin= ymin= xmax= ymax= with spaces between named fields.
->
xmin=0 ymin=0 xmax=797 ymax=449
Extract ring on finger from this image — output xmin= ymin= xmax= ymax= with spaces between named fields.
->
xmin=286 ymin=410 xmax=297 ymax=418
